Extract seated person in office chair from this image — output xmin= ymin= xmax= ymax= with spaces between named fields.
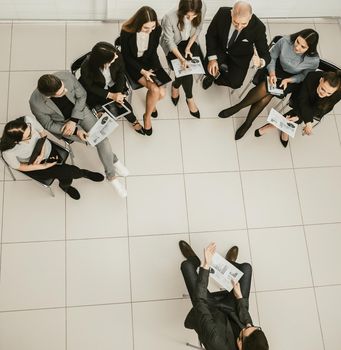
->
xmin=120 ymin=6 xmax=166 ymax=136
xmin=258 ymin=70 xmax=341 ymax=148
xmin=79 ymin=41 xmax=145 ymax=135
xmin=0 ymin=116 xmax=104 ymax=200
xmin=219 ymin=28 xmax=320 ymax=140
xmin=179 ymin=240 xmax=269 ymax=350
xmin=202 ymin=1 xmax=270 ymax=91
xmin=160 ymin=0 xmax=206 ymax=118
xmin=29 ymin=72 xmax=129 ymax=198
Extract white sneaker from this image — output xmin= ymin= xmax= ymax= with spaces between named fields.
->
xmin=110 ymin=179 xmax=127 ymax=198
xmin=113 ymin=160 xmax=130 ymax=177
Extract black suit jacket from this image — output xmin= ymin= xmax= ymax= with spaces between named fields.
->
xmin=205 ymin=7 xmax=270 ymax=69
xmin=120 ymin=26 xmax=162 ymax=80
xmin=185 ymin=268 xmax=253 ymax=350
xmin=291 ymin=71 xmax=341 ymax=123
xmin=79 ymin=53 xmax=127 ymax=100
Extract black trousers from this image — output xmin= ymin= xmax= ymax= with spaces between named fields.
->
xmin=181 ymin=256 xmax=252 ymax=309
xmin=204 ymin=53 xmax=249 ymax=89
xmin=28 ymin=146 xmax=85 ymax=189
xmin=86 ymin=87 xmax=137 ymax=124
xmin=167 ymin=40 xmax=203 ymax=99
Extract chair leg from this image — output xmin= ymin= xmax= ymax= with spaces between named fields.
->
xmin=7 ymin=166 xmax=16 ymax=180
xmin=238 ymin=80 xmax=252 ymax=99
xmin=230 ymin=89 xmax=235 ymax=95
xmin=47 ymin=186 xmax=55 ymax=197
xmin=186 ymin=342 xmax=204 ymax=349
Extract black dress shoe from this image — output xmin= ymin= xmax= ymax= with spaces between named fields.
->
xmin=179 ymin=240 xmax=200 ymax=263
xmin=235 ymin=123 xmax=251 ymax=140
xmin=171 ymin=95 xmax=180 ymax=106
xmin=60 ymin=185 xmax=80 ymax=200
xmin=254 ymin=128 xmax=261 ymax=137
xmin=151 ymin=110 xmax=158 ymax=118
xmin=82 ymin=170 xmax=104 ymax=182
xmin=202 ymin=75 xmax=214 ymax=90
xmin=132 ymin=121 xmax=145 ymax=135
xmin=186 ymin=100 xmax=200 ymax=118
xmin=280 ymin=132 xmax=289 ymax=148
xmin=225 ymin=246 xmax=239 ymax=262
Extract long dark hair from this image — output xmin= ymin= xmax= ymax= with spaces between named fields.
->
xmin=177 ymin=0 xmax=203 ymax=31
xmin=88 ymin=41 xmax=119 ymax=70
xmin=122 ymin=6 xmax=159 ymax=33
xmin=290 ymin=28 xmax=319 ymax=57
xmin=0 ymin=116 xmax=27 ymax=152
xmin=317 ymin=70 xmax=341 ymax=113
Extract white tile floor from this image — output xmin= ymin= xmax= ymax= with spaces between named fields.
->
xmin=0 ymin=18 xmax=341 ymax=350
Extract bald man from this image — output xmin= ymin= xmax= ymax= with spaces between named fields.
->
xmin=203 ymin=1 xmax=270 ymax=90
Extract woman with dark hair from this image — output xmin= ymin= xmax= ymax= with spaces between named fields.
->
xmin=0 ymin=116 xmax=104 ymax=199
xmin=120 ymin=6 xmax=165 ymax=135
xmin=79 ymin=41 xmax=144 ymax=135
xmin=218 ymin=28 xmax=320 ymax=140
xmin=276 ymin=70 xmax=341 ymax=147
xmin=161 ymin=0 xmax=206 ymax=118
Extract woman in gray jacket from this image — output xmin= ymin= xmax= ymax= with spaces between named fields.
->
xmin=161 ymin=0 xmax=206 ymax=118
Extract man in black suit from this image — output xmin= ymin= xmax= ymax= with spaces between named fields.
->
xmin=179 ymin=241 xmax=269 ymax=350
xmin=202 ymin=1 xmax=270 ymax=90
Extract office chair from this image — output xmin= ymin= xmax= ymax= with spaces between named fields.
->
xmin=1 ymin=140 xmax=70 ymax=197
xmin=237 ymin=35 xmax=283 ymax=100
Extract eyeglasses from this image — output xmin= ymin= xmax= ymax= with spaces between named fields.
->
xmin=22 ymin=123 xmax=32 ymax=141
xmin=238 ymin=325 xmax=262 ymax=349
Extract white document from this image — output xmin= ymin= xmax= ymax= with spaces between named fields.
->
xmin=267 ymin=108 xmax=298 ymax=138
xmin=171 ymin=56 xmax=205 ymax=78
xmin=209 ymin=252 xmax=244 ymax=292
xmin=86 ymin=112 xmax=119 ymax=146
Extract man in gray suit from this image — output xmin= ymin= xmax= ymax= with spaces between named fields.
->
xmin=29 ymin=71 xmax=128 ymax=197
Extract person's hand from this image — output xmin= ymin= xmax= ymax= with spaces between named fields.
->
xmin=280 ymin=78 xmax=292 ymax=91
xmin=61 ymin=121 xmax=76 ymax=136
xmin=252 ymin=47 xmax=261 ymax=68
xmin=43 ymin=161 xmax=57 ymax=169
xmin=232 ymin=279 xmax=243 ymax=299
xmin=303 ymin=122 xmax=313 ymax=135
xmin=269 ymin=73 xmax=277 ymax=87
xmin=141 ymin=69 xmax=155 ymax=82
xmin=109 ymin=92 xmax=126 ymax=105
xmin=76 ymin=129 xmax=88 ymax=142
xmin=286 ymin=115 xmax=299 ymax=122
xmin=207 ymin=60 xmax=219 ymax=77
xmin=180 ymin=57 xmax=190 ymax=70
xmin=203 ymin=242 xmax=216 ymax=269
xmin=185 ymin=48 xmax=193 ymax=60
xmin=33 ymin=154 xmax=44 ymax=165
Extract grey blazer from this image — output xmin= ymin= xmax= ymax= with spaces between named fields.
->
xmin=160 ymin=3 xmax=207 ymax=56
xmin=29 ymin=71 xmax=92 ymax=136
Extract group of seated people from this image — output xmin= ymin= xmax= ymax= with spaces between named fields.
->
xmin=1 ymin=0 xmax=341 ymax=201
xmin=1 ymin=1 xmax=340 ymax=349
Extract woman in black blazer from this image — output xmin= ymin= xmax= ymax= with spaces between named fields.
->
xmin=79 ymin=42 xmax=144 ymax=135
xmin=120 ymin=6 xmax=165 ymax=135
xmin=260 ymin=70 xmax=341 ymax=148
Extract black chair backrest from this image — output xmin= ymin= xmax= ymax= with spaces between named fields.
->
xmin=269 ymin=35 xmax=283 ymax=50
xmin=318 ymin=59 xmax=340 ymax=73
xmin=71 ymin=52 xmax=90 ymax=75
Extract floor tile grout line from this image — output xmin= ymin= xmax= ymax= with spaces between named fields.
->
xmin=4 ymin=220 xmax=341 ymax=244
xmin=230 ymin=102 xmax=262 ymax=325
xmin=290 ymin=142 xmax=327 ymax=350
xmin=2 ymin=282 xmax=341 ymax=314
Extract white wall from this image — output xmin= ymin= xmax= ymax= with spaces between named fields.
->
xmin=0 ymin=0 xmax=340 ymax=20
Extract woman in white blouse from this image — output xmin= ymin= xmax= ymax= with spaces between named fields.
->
xmin=161 ymin=0 xmax=206 ymax=118
xmin=0 ymin=116 xmax=104 ymax=200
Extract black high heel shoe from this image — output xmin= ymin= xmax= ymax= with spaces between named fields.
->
xmin=151 ymin=110 xmax=158 ymax=118
xmin=280 ymin=132 xmax=289 ymax=148
xmin=132 ymin=121 xmax=145 ymax=135
xmin=186 ymin=99 xmax=200 ymax=119
xmin=254 ymin=128 xmax=262 ymax=137
xmin=171 ymin=96 xmax=180 ymax=106
xmin=143 ymin=114 xmax=153 ymax=136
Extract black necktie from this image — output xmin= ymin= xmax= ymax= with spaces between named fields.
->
xmin=228 ymin=29 xmax=238 ymax=48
